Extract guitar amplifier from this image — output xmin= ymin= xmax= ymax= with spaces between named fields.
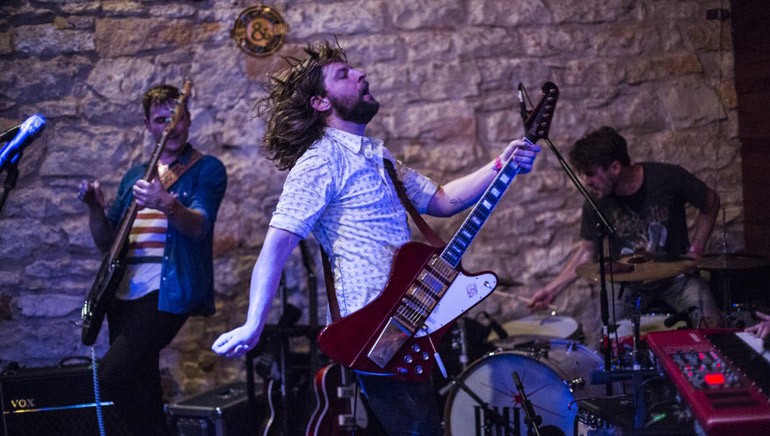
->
xmin=0 ymin=360 xmax=128 ymax=436
xmin=165 ymin=382 xmax=260 ymax=436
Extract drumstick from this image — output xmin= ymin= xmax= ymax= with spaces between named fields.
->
xmin=496 ymin=292 xmax=558 ymax=311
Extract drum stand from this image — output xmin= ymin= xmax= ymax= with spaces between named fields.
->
xmin=593 ymin=296 xmax=658 ymax=431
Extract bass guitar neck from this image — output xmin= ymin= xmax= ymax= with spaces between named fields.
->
xmin=80 ymin=78 xmax=193 ymax=346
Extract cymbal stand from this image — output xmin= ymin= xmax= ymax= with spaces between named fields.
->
xmin=457 ymin=318 xmax=469 ymax=371
xmin=630 ymin=297 xmax=647 ymax=429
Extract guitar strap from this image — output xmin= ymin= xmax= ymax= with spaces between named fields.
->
xmin=158 ymin=147 xmax=203 ymax=189
xmin=321 ymin=158 xmax=445 ymax=322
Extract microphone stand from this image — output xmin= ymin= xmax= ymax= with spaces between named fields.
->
xmin=513 ymin=371 xmax=542 ymax=436
xmin=0 ymin=152 xmax=21 ymax=217
xmin=518 ymin=83 xmax=616 ymax=395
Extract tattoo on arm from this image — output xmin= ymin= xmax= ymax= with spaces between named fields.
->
xmin=449 ymin=197 xmax=469 ymax=206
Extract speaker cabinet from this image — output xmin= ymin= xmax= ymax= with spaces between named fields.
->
xmin=166 ymin=382 xmax=259 ymax=436
xmin=0 ymin=362 xmax=128 ymax=436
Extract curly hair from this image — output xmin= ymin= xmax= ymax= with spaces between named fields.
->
xmin=257 ymin=40 xmax=347 ymax=170
xmin=569 ymin=126 xmax=631 ymax=175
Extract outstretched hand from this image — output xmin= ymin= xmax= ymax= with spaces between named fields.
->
xmin=212 ymin=325 xmax=262 ymax=359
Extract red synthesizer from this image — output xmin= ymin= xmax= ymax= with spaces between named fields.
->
xmin=646 ymin=329 xmax=770 ymax=435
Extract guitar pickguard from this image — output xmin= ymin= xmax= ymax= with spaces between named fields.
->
xmin=416 ymin=272 xmax=497 ymax=337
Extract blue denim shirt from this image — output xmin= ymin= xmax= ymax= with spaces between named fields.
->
xmin=107 ymin=145 xmax=227 ymax=315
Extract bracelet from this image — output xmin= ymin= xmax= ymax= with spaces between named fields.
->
xmin=492 ymin=156 xmax=503 ymax=172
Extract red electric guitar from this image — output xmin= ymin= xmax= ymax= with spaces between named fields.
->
xmin=306 ymin=362 xmax=371 ymax=436
xmin=316 ymin=82 xmax=559 ymax=382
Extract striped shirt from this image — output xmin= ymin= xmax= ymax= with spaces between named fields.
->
xmin=115 ymin=208 xmax=167 ymax=300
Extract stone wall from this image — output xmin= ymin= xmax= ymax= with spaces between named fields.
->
xmin=0 ymin=0 xmax=741 ymax=401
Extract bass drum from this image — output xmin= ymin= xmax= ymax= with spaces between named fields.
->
xmin=444 ymin=340 xmax=617 ymax=436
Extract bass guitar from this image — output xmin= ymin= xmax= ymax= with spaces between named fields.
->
xmin=316 ymin=82 xmax=559 ymax=382
xmin=306 ymin=362 xmax=370 ymax=436
xmin=80 ymin=79 xmax=193 ymax=346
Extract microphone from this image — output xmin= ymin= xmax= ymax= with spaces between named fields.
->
xmin=664 ymin=306 xmax=697 ymax=328
xmin=0 ymin=114 xmax=46 ymax=172
xmin=517 ymin=82 xmax=530 ymax=123
xmin=481 ymin=311 xmax=508 ymax=340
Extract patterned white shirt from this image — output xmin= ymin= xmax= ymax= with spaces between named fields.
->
xmin=270 ymin=127 xmax=438 ymax=317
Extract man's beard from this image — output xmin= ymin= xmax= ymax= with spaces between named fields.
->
xmin=330 ymin=94 xmax=380 ymax=124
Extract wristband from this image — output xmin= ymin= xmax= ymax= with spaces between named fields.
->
xmin=492 ymin=156 xmax=503 ymax=172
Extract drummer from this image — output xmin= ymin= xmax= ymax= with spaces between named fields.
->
xmin=528 ymin=126 xmax=724 ymax=329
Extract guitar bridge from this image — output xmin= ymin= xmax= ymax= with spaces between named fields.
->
xmin=367 ymin=317 xmax=411 ymax=368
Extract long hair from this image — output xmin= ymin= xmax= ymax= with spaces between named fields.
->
xmin=258 ymin=40 xmax=347 ymax=170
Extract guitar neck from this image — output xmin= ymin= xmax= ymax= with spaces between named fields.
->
xmin=440 ymin=138 xmax=536 ymax=267
xmin=104 ymin=130 xmax=169 ymax=263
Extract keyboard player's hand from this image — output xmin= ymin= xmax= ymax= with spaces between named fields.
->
xmin=746 ymin=311 xmax=770 ymax=341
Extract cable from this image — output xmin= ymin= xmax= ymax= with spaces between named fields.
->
xmin=91 ymin=346 xmax=106 ymax=436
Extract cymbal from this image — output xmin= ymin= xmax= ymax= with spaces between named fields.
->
xmin=576 ymin=255 xmax=698 ymax=283
xmin=698 ymin=253 xmax=770 ymax=270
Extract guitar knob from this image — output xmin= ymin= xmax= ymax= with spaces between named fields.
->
xmin=415 ymin=365 xmax=424 ymax=375
xmin=403 ymin=355 xmax=413 ymax=364
xmin=412 ymin=344 xmax=421 ymax=353
xmin=397 ymin=367 xmax=408 ymax=374
xmin=421 ymin=352 xmax=430 ymax=361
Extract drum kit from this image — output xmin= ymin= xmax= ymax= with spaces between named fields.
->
xmin=439 ymin=252 xmax=770 ymax=435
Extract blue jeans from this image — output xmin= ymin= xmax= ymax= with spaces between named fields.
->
xmin=356 ymin=373 xmax=443 ymax=436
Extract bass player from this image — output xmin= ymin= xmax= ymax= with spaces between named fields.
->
xmin=211 ymin=40 xmax=539 ymax=435
xmin=79 ymin=84 xmax=227 ymax=435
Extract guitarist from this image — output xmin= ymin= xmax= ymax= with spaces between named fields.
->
xmin=79 ymin=84 xmax=227 ymax=435
xmin=212 ymin=40 xmax=539 ymax=435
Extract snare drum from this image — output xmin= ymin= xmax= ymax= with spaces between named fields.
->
xmin=615 ymin=313 xmax=686 ymax=338
xmin=492 ymin=314 xmax=580 ymax=347
xmin=444 ymin=340 xmax=617 ymax=435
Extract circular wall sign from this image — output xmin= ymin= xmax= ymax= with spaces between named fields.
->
xmin=231 ymin=5 xmax=287 ymax=57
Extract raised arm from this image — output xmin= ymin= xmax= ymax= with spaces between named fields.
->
xmin=426 ymin=139 xmax=540 ymax=217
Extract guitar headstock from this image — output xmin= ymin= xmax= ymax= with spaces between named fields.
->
xmin=524 ymin=82 xmax=559 ymax=143
xmin=163 ymin=78 xmax=193 ymax=136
